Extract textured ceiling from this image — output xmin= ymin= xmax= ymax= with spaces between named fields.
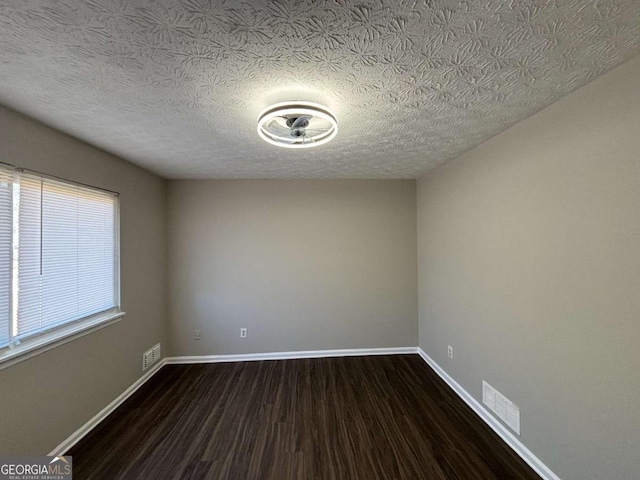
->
xmin=1 ymin=0 xmax=639 ymax=178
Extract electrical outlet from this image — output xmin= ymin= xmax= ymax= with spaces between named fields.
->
xmin=240 ymin=327 xmax=247 ymax=339
xmin=448 ymin=345 xmax=453 ymax=359
xmin=194 ymin=329 xmax=201 ymax=341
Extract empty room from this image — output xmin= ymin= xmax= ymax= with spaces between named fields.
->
xmin=0 ymin=1 xmax=639 ymax=479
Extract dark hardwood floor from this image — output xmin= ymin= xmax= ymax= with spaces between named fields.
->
xmin=69 ymin=355 xmax=540 ymax=479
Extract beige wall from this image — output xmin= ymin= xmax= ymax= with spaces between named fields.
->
xmin=167 ymin=180 xmax=417 ymax=356
xmin=417 ymin=56 xmax=640 ymax=480
xmin=0 ymin=106 xmax=166 ymax=455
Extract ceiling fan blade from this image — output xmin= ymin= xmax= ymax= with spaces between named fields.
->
xmin=304 ymin=128 xmax=329 ymax=134
xmin=272 ymin=116 xmax=289 ymax=128
xmin=291 ymin=115 xmax=312 ymax=128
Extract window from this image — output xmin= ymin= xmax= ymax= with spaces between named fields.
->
xmin=0 ymin=166 xmax=120 ymax=361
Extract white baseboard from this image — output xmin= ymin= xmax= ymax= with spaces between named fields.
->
xmin=164 ymin=346 xmax=418 ymax=364
xmin=417 ymin=348 xmax=560 ymax=480
xmin=49 ymin=358 xmax=167 ymax=456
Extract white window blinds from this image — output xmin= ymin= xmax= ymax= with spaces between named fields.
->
xmin=0 ymin=170 xmax=12 ymax=348
xmin=0 ymin=166 xmax=119 ymax=349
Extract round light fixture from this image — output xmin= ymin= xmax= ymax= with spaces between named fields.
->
xmin=257 ymin=101 xmax=337 ymax=148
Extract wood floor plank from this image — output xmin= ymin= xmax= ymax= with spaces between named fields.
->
xmin=69 ymin=355 xmax=540 ymax=480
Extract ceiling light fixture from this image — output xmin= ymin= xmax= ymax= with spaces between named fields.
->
xmin=257 ymin=101 xmax=338 ymax=148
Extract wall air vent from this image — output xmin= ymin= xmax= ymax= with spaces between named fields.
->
xmin=483 ymin=381 xmax=521 ymax=435
xmin=142 ymin=343 xmax=161 ymax=371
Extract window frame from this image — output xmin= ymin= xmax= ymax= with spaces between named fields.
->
xmin=0 ymin=166 xmax=123 ymax=370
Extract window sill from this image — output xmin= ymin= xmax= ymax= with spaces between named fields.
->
xmin=0 ymin=311 xmax=126 ymax=371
